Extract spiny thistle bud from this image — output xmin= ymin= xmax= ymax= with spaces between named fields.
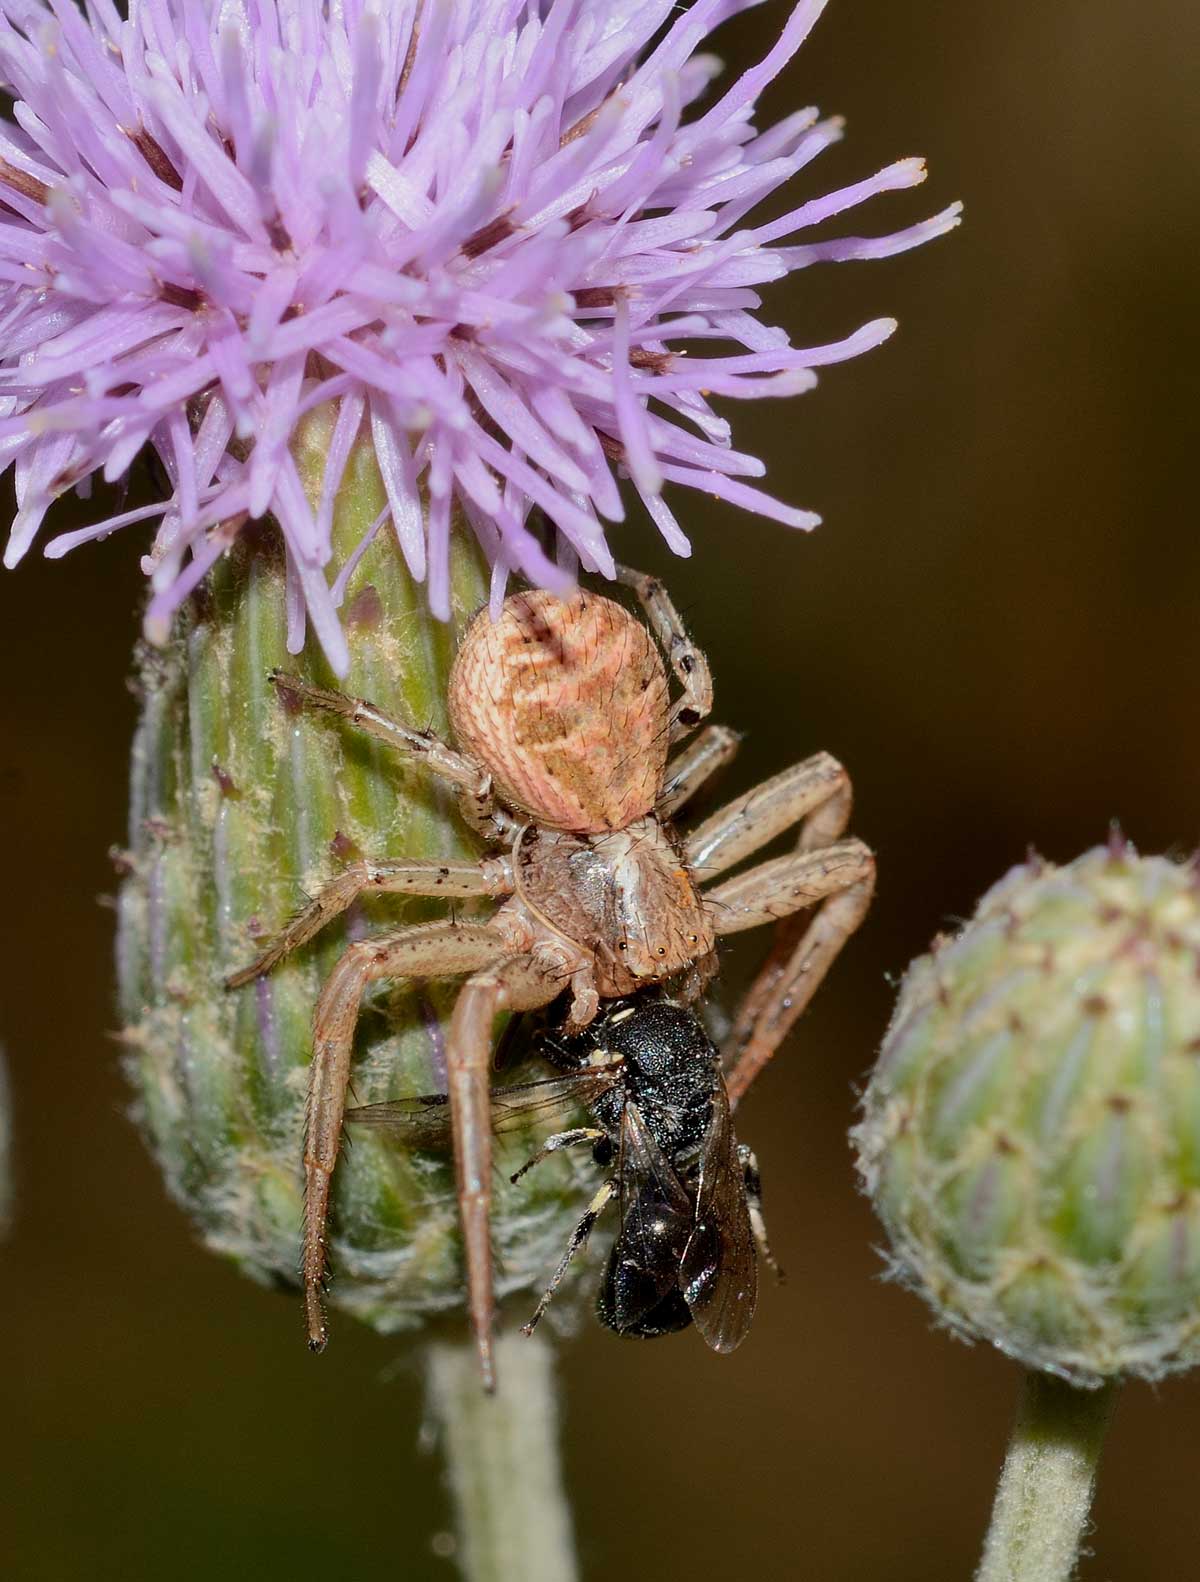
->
xmin=853 ymin=841 xmax=1200 ymax=1384
xmin=116 ymin=408 xmax=591 ymax=1338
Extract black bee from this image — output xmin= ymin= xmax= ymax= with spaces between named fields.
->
xmin=348 ymin=996 xmax=774 ymax=1350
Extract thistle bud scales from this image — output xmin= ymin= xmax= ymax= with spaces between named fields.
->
xmin=118 ymin=443 xmax=592 ymax=1338
xmin=855 ymin=846 xmax=1200 ymax=1382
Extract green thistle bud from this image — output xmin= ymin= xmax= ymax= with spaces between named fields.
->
xmin=853 ymin=840 xmax=1200 ymax=1383
xmin=116 ymin=409 xmax=588 ymax=1339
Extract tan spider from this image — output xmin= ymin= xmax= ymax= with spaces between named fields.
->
xmin=226 ymin=569 xmax=875 ymax=1388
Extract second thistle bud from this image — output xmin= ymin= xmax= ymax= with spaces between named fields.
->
xmin=853 ymin=842 xmax=1200 ymax=1383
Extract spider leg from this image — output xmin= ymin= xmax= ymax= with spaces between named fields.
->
xmin=685 ymin=752 xmax=852 ymax=881
xmin=302 ymin=921 xmax=511 ymax=1359
xmin=449 ymin=951 xmax=577 ymax=1390
xmin=225 ymin=856 xmax=513 ymax=988
xmin=657 ymin=724 xmax=741 ymax=821
xmin=615 ymin=565 xmax=712 ymax=740
xmin=521 ymin=1179 xmax=617 ymax=1336
xmin=709 ymin=842 xmax=876 ymax=1107
xmin=267 ymin=671 xmax=518 ymax=840
xmin=684 ymin=752 xmax=870 ymax=1103
xmin=703 ymin=840 xmax=872 ymax=932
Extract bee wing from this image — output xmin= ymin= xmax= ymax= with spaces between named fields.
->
xmin=347 ymin=1067 xmax=621 ymax=1151
xmin=346 ymin=1091 xmax=457 ymax=1149
xmin=679 ymin=1076 xmax=758 ymax=1353
xmin=604 ymin=1100 xmax=695 ymax=1331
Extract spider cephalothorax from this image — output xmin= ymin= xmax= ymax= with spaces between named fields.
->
xmin=228 ymin=570 xmax=874 ymax=1388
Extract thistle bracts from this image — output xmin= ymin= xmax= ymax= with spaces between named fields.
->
xmin=116 ymin=411 xmax=590 ymax=1335
xmin=854 ymin=842 xmax=1200 ymax=1383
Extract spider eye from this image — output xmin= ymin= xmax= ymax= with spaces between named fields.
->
xmin=656 ymin=946 xmax=667 ymax=956
xmin=617 ymin=941 xmax=628 ymax=951
xmin=688 ymin=933 xmax=698 ymax=944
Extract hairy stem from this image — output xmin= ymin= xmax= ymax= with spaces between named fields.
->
xmin=976 ymin=1372 xmax=1118 ymax=1582
xmin=426 ymin=1333 xmax=579 ymax=1582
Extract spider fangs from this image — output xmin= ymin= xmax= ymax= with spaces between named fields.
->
xmin=226 ymin=568 xmax=875 ymax=1389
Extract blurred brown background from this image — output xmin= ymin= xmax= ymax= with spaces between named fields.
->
xmin=3 ymin=0 xmax=1200 ymax=1576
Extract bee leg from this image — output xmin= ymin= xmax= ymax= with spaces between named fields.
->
xmin=521 ymin=1179 xmax=616 ymax=1336
xmin=510 ymin=1129 xmax=607 ymax=1184
xmin=738 ymin=1143 xmax=783 ymax=1283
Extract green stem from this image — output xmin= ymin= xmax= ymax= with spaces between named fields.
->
xmin=976 ymin=1372 xmax=1119 ymax=1582
xmin=426 ymin=1333 xmax=579 ymax=1582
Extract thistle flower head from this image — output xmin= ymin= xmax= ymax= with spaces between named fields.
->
xmin=0 ymin=0 xmax=958 ymax=671
xmin=854 ymin=841 xmax=1200 ymax=1385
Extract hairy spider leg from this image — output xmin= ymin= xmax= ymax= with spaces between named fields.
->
xmin=721 ymin=863 xmax=875 ymax=1107
xmin=685 ymin=751 xmax=853 ymax=881
xmin=301 ymin=922 xmax=509 ymax=1356
xmin=615 ymin=564 xmax=713 ymax=739
xmin=225 ymin=857 xmax=510 ymax=988
xmin=446 ymin=952 xmax=577 ymax=1390
xmin=683 ymin=751 xmax=875 ymax=1106
xmin=657 ymin=723 xmax=742 ymax=821
xmin=266 ymin=670 xmax=519 ymax=840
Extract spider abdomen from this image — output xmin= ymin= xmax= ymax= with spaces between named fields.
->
xmin=449 ymin=589 xmax=670 ymax=833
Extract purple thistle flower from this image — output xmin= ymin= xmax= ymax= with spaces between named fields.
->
xmin=0 ymin=0 xmax=959 ymax=674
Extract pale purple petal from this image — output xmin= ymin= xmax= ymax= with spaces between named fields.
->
xmin=659 ymin=466 xmax=822 ymax=530
xmin=0 ymin=0 xmax=956 ymax=674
